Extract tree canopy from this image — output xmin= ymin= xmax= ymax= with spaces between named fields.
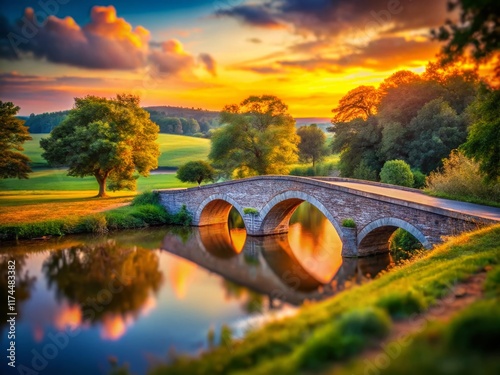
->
xmin=329 ymin=66 xmax=479 ymax=180
xmin=40 ymin=94 xmax=160 ymax=197
xmin=331 ymin=85 xmax=380 ymax=123
xmin=209 ymin=95 xmax=299 ymax=177
xmin=433 ymin=0 xmax=500 ymax=80
xmin=0 ymin=101 xmax=32 ymax=179
xmin=462 ymin=87 xmax=500 ymax=182
xmin=177 ymin=160 xmax=215 ymax=186
xmin=297 ymin=124 xmax=328 ymax=167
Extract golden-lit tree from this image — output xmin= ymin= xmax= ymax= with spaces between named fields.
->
xmin=210 ymin=95 xmax=299 ymax=177
xmin=331 ymin=86 xmax=380 ymax=123
xmin=0 ymin=101 xmax=32 ymax=179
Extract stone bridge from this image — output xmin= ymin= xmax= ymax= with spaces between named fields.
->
xmin=157 ymin=176 xmax=500 ymax=257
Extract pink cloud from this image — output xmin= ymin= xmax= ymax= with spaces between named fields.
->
xmin=10 ymin=6 xmax=216 ymax=76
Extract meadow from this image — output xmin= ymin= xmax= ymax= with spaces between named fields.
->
xmin=23 ymin=133 xmax=211 ymax=168
xmin=1 ymin=133 xmax=341 ymax=225
xmin=0 ymin=134 xmax=208 ymax=224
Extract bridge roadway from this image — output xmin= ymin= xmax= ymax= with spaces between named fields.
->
xmin=316 ymin=178 xmax=500 ymax=222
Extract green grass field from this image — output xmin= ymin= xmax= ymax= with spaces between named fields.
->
xmin=0 ymin=133 xmax=206 ymax=223
xmin=23 ymin=133 xmax=211 ymax=168
xmin=0 ymin=169 xmax=189 ymax=193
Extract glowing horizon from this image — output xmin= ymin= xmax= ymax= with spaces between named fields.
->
xmin=0 ymin=1 xmax=460 ymax=117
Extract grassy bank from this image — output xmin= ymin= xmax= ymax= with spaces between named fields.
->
xmin=146 ymin=225 xmax=500 ymax=375
xmin=0 ymin=192 xmax=192 ymax=241
xmin=336 ymin=267 xmax=500 ymax=375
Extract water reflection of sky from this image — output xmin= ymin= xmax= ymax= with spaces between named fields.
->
xmin=0 ymin=203 xmax=391 ymax=375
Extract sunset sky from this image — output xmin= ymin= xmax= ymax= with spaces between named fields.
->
xmin=0 ymin=0 xmax=452 ymax=117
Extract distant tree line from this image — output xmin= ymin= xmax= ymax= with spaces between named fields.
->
xmin=21 ymin=107 xmax=221 ymax=137
xmin=23 ymin=111 xmax=69 ymax=133
xmin=147 ymin=110 xmax=219 ymax=136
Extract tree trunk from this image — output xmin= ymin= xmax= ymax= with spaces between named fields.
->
xmin=94 ymin=171 xmax=109 ymax=198
xmin=97 ymin=178 xmax=107 ymax=197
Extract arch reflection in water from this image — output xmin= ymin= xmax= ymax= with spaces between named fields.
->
xmin=287 ymin=202 xmax=343 ymax=283
xmin=161 ymin=222 xmax=391 ymax=306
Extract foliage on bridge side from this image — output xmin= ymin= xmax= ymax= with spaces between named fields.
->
xmin=0 ymin=191 xmax=192 ymax=241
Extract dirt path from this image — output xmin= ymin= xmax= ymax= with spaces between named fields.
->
xmin=327 ymin=270 xmax=488 ymax=375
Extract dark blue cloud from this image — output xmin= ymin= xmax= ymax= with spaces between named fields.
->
xmin=216 ymin=4 xmax=283 ymax=28
xmin=215 ymin=0 xmax=448 ymax=37
xmin=1 ymin=1 xmax=216 ymax=23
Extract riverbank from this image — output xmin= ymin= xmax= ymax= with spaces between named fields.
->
xmin=142 ymin=224 xmax=500 ymax=375
xmin=0 ymin=192 xmax=192 ymax=241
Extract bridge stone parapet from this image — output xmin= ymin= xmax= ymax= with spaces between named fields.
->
xmin=157 ymin=176 xmax=498 ymax=257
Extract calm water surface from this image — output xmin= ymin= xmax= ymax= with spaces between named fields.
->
xmin=0 ymin=203 xmax=392 ymax=375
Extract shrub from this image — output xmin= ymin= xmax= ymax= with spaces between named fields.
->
xmin=130 ymin=204 xmax=169 ymax=225
xmin=484 ymin=266 xmax=500 ymax=298
xmin=243 ymin=207 xmax=259 ymax=215
xmin=412 ymin=169 xmax=426 ymax=188
xmin=376 ymin=290 xmax=427 ymax=319
xmin=290 ymin=162 xmax=337 ymax=177
xmin=426 ymin=150 xmax=500 ymax=204
xmin=76 ymin=214 xmax=108 ymax=234
xmin=171 ymin=205 xmax=192 ymax=226
xmin=380 ymin=159 xmax=414 ymax=187
xmin=446 ymin=299 xmax=500 ymax=354
xmin=220 ymin=325 xmax=233 ymax=348
xmin=390 ymin=228 xmax=424 ymax=262
xmin=132 ymin=190 xmax=160 ymax=206
xmin=290 ymin=166 xmax=315 ymax=176
xmin=15 ymin=221 xmax=64 ymax=239
xmin=353 ymin=160 xmax=378 ymax=181
xmin=297 ymin=307 xmax=391 ymax=370
xmin=106 ymin=211 xmax=146 ymax=230
xmin=341 ymin=218 xmax=356 ymax=228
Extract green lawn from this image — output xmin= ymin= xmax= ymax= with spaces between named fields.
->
xmin=0 ymin=170 xmax=191 ymax=195
xmin=23 ymin=134 xmax=49 ymax=167
xmin=23 ymin=133 xmax=211 ymax=168
xmin=156 ymin=134 xmax=210 ymax=167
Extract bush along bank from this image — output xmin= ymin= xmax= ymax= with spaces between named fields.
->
xmin=0 ymin=191 xmax=192 ymax=241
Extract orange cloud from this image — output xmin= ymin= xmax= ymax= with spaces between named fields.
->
xmin=11 ymin=6 xmax=216 ymax=76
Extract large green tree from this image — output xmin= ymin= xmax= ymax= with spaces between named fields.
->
xmin=0 ymin=101 xmax=32 ymax=179
xmin=40 ymin=94 xmax=160 ymax=197
xmin=209 ymin=95 xmax=299 ymax=177
xmin=331 ymin=116 xmax=383 ymax=178
xmin=297 ymin=124 xmax=328 ymax=167
xmin=407 ymin=98 xmax=467 ymax=173
xmin=462 ymin=87 xmax=500 ymax=182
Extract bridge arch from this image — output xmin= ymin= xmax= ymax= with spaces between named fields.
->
xmin=357 ymin=217 xmax=431 ymax=256
xmin=195 ymin=194 xmax=247 ymax=227
xmin=258 ymin=191 xmax=344 ymax=240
